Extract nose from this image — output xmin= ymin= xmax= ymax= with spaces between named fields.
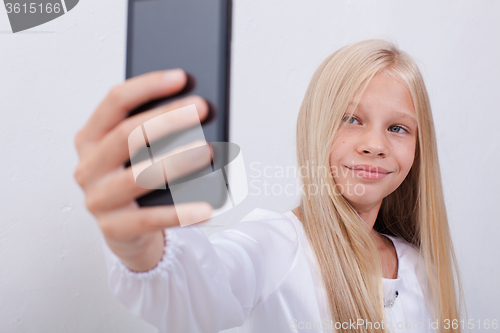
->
xmin=357 ymin=128 xmax=388 ymax=158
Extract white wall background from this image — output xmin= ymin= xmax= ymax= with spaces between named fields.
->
xmin=1 ymin=0 xmax=499 ymax=332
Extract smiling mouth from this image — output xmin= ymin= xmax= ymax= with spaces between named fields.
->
xmin=346 ymin=165 xmax=392 ymax=174
xmin=345 ymin=165 xmax=392 ymax=180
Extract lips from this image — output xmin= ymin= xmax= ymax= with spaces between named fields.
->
xmin=347 ymin=164 xmax=392 ymax=174
xmin=345 ymin=164 xmax=392 ymax=181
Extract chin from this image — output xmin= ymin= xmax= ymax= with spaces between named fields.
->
xmin=343 ymin=193 xmax=385 ymax=208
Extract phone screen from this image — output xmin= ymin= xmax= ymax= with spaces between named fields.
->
xmin=125 ymin=0 xmax=232 ymax=209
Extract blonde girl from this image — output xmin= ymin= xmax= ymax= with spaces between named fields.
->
xmin=74 ymin=38 xmax=465 ymax=332
xmin=293 ymin=38 xmax=464 ymax=332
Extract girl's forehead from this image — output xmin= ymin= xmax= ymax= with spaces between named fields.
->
xmin=349 ymin=78 xmax=416 ymax=114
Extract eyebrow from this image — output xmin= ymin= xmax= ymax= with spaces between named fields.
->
xmin=348 ymin=101 xmax=418 ymax=125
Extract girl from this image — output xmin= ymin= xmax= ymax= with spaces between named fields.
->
xmin=74 ymin=39 xmax=464 ymax=332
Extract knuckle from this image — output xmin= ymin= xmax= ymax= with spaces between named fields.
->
xmin=117 ymin=120 xmax=136 ymax=141
xmin=73 ymin=157 xmax=96 ymax=188
xmin=107 ymin=84 xmax=124 ymax=106
xmin=84 ymin=192 xmax=101 ymax=214
xmin=73 ymin=164 xmax=87 ymax=187
xmin=74 ymin=129 xmax=86 ymax=150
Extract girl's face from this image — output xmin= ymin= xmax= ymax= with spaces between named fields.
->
xmin=329 ymin=72 xmax=418 ymax=212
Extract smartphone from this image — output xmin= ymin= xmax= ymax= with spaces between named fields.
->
xmin=124 ymin=0 xmax=232 ymax=209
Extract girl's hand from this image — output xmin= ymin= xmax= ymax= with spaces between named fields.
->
xmin=73 ymin=69 xmax=214 ymax=272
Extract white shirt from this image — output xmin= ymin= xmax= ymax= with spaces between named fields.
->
xmin=101 ymin=208 xmax=436 ymax=332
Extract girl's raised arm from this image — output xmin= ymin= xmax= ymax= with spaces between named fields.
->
xmin=74 ymin=69 xmax=297 ymax=332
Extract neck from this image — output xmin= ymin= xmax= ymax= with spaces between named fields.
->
xmin=350 ymin=200 xmax=387 ymax=250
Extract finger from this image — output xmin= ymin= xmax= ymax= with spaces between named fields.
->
xmin=84 ymin=141 xmax=212 ymax=213
xmin=74 ymin=95 xmax=209 ymax=188
xmin=76 ymin=68 xmax=188 ymax=154
xmin=99 ymin=202 xmax=213 ymax=243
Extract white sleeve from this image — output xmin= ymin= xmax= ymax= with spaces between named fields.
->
xmin=100 ymin=224 xmax=267 ymax=333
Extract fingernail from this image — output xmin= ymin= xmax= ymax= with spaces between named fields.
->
xmin=182 ymin=105 xmax=198 ymax=119
xmin=183 ymin=95 xmax=202 ymax=106
xmin=164 ymin=68 xmax=185 ymax=83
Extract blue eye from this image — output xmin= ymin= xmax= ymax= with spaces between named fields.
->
xmin=388 ymin=125 xmax=407 ymax=134
xmin=342 ymin=115 xmax=360 ymax=124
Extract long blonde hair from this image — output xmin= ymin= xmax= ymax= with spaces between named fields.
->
xmin=295 ymin=39 xmax=465 ymax=332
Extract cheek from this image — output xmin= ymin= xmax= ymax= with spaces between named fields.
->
xmin=329 ymin=140 xmax=345 ymax=166
xmin=329 ymin=137 xmax=350 ymax=180
xmin=330 ymin=132 xmax=350 ymax=159
xmin=398 ymin=142 xmax=417 ymax=175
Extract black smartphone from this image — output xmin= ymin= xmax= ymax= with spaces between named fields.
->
xmin=124 ymin=0 xmax=232 ymax=209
